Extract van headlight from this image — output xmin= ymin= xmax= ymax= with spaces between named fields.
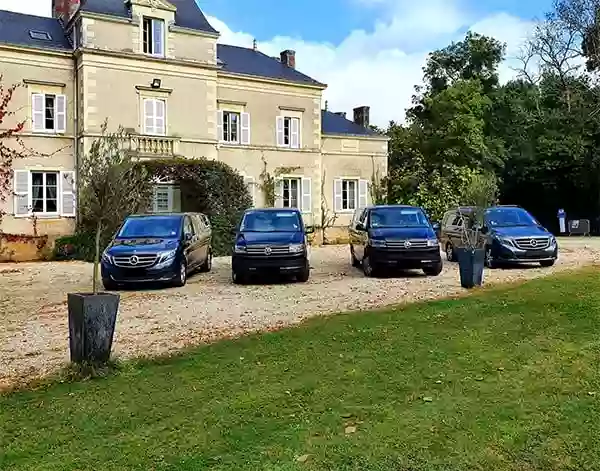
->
xmin=234 ymin=244 xmax=247 ymax=253
xmin=426 ymin=239 xmax=439 ymax=247
xmin=155 ymin=250 xmax=177 ymax=268
xmin=101 ymin=250 xmax=113 ymax=264
xmin=369 ymin=239 xmax=386 ymax=247
xmin=289 ymin=243 xmax=305 ymax=253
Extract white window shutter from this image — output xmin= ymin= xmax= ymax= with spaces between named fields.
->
xmin=60 ymin=170 xmax=76 ymax=217
xmin=274 ymin=177 xmax=283 ymax=208
xmin=301 ymin=177 xmax=312 ymax=213
xmin=155 ymin=100 xmax=165 ymax=135
xmin=291 ymin=118 xmax=300 ymax=149
xmin=153 ymin=19 xmax=164 ymax=56
xmin=144 ymin=99 xmax=154 ymax=134
xmin=32 ymin=94 xmax=44 ymax=131
xmin=240 ymin=112 xmax=251 ymax=145
xmin=13 ymin=170 xmax=30 ymax=217
xmin=358 ymin=179 xmax=368 ymax=208
xmin=216 ymin=110 xmax=224 ymax=142
xmin=333 ymin=178 xmax=343 ymax=212
xmin=243 ymin=175 xmax=255 ymax=206
xmin=55 ymin=94 xmax=66 ymax=133
xmin=276 ymin=116 xmax=284 ymax=146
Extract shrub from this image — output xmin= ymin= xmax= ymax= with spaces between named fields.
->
xmin=53 ymin=232 xmax=95 ymax=262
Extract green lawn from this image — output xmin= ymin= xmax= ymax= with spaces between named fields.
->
xmin=3 ymin=269 xmax=600 ymax=470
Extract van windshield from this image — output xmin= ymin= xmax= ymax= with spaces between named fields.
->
xmin=484 ymin=207 xmax=538 ymax=227
xmin=370 ymin=207 xmax=429 ymax=228
xmin=117 ymin=216 xmax=182 ymax=238
xmin=241 ymin=210 xmax=302 ymax=232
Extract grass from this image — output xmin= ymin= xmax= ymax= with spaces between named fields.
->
xmin=3 ymin=269 xmax=600 ymax=470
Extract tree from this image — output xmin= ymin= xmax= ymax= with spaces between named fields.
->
xmin=0 ymin=77 xmax=25 ymax=227
xmin=78 ymin=120 xmax=153 ymax=293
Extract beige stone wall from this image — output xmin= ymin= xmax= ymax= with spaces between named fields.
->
xmin=0 ymin=47 xmax=76 ymax=237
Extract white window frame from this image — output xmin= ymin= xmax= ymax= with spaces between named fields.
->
xmin=30 ymin=171 xmax=59 ymax=215
xmin=334 ymin=178 xmax=359 ymax=213
xmin=143 ymin=98 xmax=166 ymax=136
xmin=281 ymin=177 xmax=301 ymax=209
xmin=222 ymin=110 xmax=240 ymax=143
xmin=276 ymin=116 xmax=301 ymax=149
xmin=150 ymin=183 xmax=179 ymax=213
xmin=275 ymin=176 xmax=312 ymax=213
xmin=142 ymin=17 xmax=165 ymax=57
xmin=31 ymin=93 xmax=66 ymax=134
xmin=242 ymin=174 xmax=256 ymax=206
xmin=217 ymin=110 xmax=251 ymax=145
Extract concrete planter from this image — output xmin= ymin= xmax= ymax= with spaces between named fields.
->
xmin=455 ymin=247 xmax=485 ymax=289
xmin=67 ymin=292 xmax=119 ymax=363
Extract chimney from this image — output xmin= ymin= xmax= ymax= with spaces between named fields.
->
xmin=353 ymin=106 xmax=370 ymax=128
xmin=280 ymin=49 xmax=296 ymax=68
xmin=53 ymin=0 xmax=80 ymax=23
xmin=334 ymin=111 xmax=347 ymax=119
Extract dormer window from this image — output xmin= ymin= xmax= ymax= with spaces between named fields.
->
xmin=142 ymin=17 xmax=165 ymax=57
xmin=29 ymin=30 xmax=52 ymax=41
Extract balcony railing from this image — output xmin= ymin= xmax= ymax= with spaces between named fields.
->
xmin=126 ymin=134 xmax=180 ymax=158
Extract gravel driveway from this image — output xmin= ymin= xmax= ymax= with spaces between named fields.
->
xmin=1 ymin=239 xmax=600 ymax=389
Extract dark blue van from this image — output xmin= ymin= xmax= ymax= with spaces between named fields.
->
xmin=231 ymin=208 xmax=312 ymax=284
xmin=101 ymin=213 xmax=212 ymax=290
xmin=348 ymin=205 xmax=442 ymax=277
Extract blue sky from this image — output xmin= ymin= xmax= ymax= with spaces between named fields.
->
xmin=0 ymin=0 xmax=554 ymax=124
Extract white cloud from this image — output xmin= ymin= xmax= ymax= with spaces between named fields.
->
xmin=210 ymin=1 xmax=534 ymax=126
xmin=0 ymin=0 xmax=50 ymax=16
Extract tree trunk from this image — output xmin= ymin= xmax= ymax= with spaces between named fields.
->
xmin=93 ymin=220 xmax=102 ymax=294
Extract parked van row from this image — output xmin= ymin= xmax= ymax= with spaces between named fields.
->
xmin=99 ymin=203 xmax=557 ymax=290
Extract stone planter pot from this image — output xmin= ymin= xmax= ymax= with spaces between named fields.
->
xmin=455 ymin=247 xmax=485 ymax=289
xmin=67 ymin=292 xmax=120 ymax=364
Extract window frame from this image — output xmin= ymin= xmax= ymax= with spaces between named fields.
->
xmin=222 ymin=110 xmax=240 ymax=143
xmin=143 ymin=98 xmax=167 ymax=136
xmin=277 ymin=115 xmax=301 ymax=149
xmin=30 ymin=170 xmax=60 ymax=216
xmin=31 ymin=93 xmax=66 ymax=134
xmin=281 ymin=176 xmax=302 ymax=209
xmin=340 ymin=178 xmax=358 ymax=212
xmin=142 ymin=17 xmax=165 ymax=57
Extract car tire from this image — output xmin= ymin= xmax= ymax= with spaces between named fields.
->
xmin=423 ymin=261 xmax=443 ymax=276
xmin=362 ymin=255 xmax=378 ymax=277
xmin=232 ymin=270 xmax=246 ymax=285
xmin=102 ymin=278 xmax=119 ymax=291
xmin=445 ymin=243 xmax=455 ymax=262
xmin=297 ymin=263 xmax=310 ymax=282
xmin=350 ymin=245 xmax=360 ymax=268
xmin=173 ymin=261 xmax=187 ymax=287
xmin=540 ymin=259 xmax=555 ymax=268
xmin=484 ymin=247 xmax=496 ymax=269
xmin=199 ymin=250 xmax=213 ymax=273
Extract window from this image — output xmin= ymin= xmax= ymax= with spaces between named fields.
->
xmin=222 ymin=111 xmax=239 ymax=143
xmin=31 ymin=171 xmax=58 ymax=214
xmin=32 ymin=93 xmax=66 ymax=133
xmin=142 ymin=17 xmax=165 ymax=56
xmin=150 ymin=184 xmax=180 ymax=213
xmin=29 ymin=30 xmax=51 ymax=41
xmin=276 ymin=116 xmax=300 ymax=148
xmin=334 ymin=178 xmax=368 ymax=212
xmin=217 ymin=110 xmax=250 ymax=144
xmin=281 ymin=177 xmax=300 ymax=208
xmin=143 ymin=98 xmax=166 ymax=135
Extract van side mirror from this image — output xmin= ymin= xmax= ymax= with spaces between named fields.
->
xmin=431 ymin=221 xmax=440 ymax=231
xmin=356 ymin=222 xmax=366 ymax=231
xmin=480 ymin=226 xmax=489 ymax=235
xmin=184 ymin=232 xmax=193 ymax=242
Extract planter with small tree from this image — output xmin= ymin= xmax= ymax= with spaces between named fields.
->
xmin=67 ymin=121 xmax=152 ymax=364
xmin=454 ymin=208 xmax=486 ymax=288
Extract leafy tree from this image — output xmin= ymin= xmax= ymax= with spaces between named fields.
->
xmin=78 ymin=120 xmax=153 ymax=292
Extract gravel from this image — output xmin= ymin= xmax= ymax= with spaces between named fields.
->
xmin=1 ymin=239 xmax=600 ymax=389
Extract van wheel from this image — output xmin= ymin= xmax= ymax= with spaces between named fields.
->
xmin=297 ymin=263 xmax=310 ymax=282
xmin=446 ymin=243 xmax=455 ymax=262
xmin=199 ymin=250 xmax=212 ymax=272
xmin=362 ymin=255 xmax=378 ymax=277
xmin=102 ymin=278 xmax=119 ymax=291
xmin=350 ymin=245 xmax=360 ymax=267
xmin=423 ymin=261 xmax=443 ymax=276
xmin=540 ymin=259 xmax=555 ymax=267
xmin=173 ymin=261 xmax=187 ymax=287
xmin=232 ymin=270 xmax=246 ymax=285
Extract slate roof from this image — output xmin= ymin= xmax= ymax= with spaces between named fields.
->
xmin=216 ymin=44 xmax=324 ymax=87
xmin=80 ymin=0 xmax=218 ymax=34
xmin=0 ymin=10 xmax=71 ymax=50
xmin=321 ymin=110 xmax=377 ymax=136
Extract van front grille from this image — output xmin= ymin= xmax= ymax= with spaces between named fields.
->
xmin=513 ymin=237 xmax=550 ymax=250
xmin=385 ymin=239 xmax=429 ymax=249
xmin=113 ymin=254 xmax=158 ymax=268
xmin=246 ymin=244 xmax=291 ymax=255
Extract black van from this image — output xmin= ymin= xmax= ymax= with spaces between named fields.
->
xmin=348 ymin=205 xmax=442 ymax=277
xmin=440 ymin=205 xmax=558 ymax=268
xmin=101 ymin=212 xmax=212 ymax=289
xmin=231 ymin=208 xmax=313 ymax=284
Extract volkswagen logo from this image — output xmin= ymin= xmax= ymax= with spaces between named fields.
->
xmin=404 ymin=240 xmax=412 ymax=248
xmin=130 ymin=255 xmax=139 ymax=265
xmin=264 ymin=246 xmax=272 ymax=255
xmin=530 ymin=239 xmax=537 ymax=247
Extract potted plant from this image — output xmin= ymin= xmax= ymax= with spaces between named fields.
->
xmin=454 ymin=209 xmax=486 ymax=289
xmin=68 ymin=120 xmax=152 ymax=364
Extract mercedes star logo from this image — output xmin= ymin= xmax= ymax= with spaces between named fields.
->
xmin=264 ymin=246 xmax=272 ymax=255
xmin=404 ymin=240 xmax=412 ymax=248
xmin=530 ymin=239 xmax=537 ymax=247
xmin=130 ymin=255 xmax=139 ymax=265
